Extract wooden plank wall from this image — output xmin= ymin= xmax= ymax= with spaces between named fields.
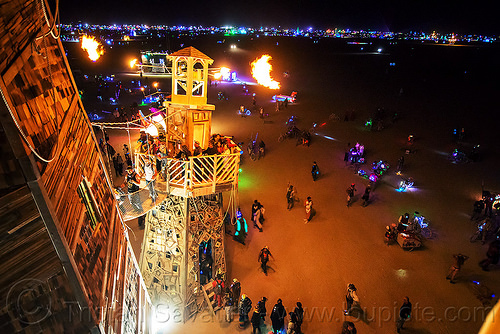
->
xmin=0 ymin=122 xmax=25 ymax=195
xmin=0 ymin=186 xmax=94 ymax=333
xmin=0 ymin=1 xmax=152 ymax=333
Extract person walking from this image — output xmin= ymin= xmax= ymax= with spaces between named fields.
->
xmin=251 ymin=200 xmax=265 ymax=232
xmin=396 ymin=296 xmax=412 ymax=333
xmin=346 ymin=183 xmax=357 ymax=207
xmin=286 ymin=184 xmax=296 ymax=210
xmin=251 ymin=306 xmax=262 ymax=334
xmin=344 ymin=284 xmax=359 ymax=315
xmin=311 ymin=161 xmax=320 ymax=181
xmin=446 ymin=253 xmax=469 ymax=283
xmin=233 ymin=208 xmax=248 ymax=245
xmin=270 ymin=299 xmax=286 ymax=334
xmin=293 ymin=302 xmax=304 ymax=334
xmin=361 ymin=184 xmax=371 ymax=207
xmin=304 ymin=197 xmax=313 ymax=224
xmin=258 ymin=246 xmax=274 ymax=275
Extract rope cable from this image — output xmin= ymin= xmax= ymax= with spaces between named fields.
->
xmin=38 ymin=0 xmax=60 ymax=40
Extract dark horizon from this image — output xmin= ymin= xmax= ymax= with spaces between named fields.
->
xmin=58 ymin=0 xmax=500 ymax=35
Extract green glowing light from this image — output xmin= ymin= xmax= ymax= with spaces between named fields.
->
xmin=237 ymin=172 xmax=252 ymax=190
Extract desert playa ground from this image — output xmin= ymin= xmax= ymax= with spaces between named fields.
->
xmin=72 ymin=36 xmax=500 ymax=333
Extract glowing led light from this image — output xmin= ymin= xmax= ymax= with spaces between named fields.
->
xmin=129 ymin=59 xmax=138 ymax=68
xmin=145 ymin=123 xmax=159 ymax=137
xmin=218 ymin=67 xmax=231 ymax=80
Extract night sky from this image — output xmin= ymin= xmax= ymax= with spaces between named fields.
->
xmin=59 ymin=0 xmax=500 ymax=34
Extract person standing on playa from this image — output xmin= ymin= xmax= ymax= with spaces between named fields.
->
xmin=344 ymin=142 xmax=351 ymax=166
xmin=286 ymin=184 xmax=296 ymax=210
xmin=257 ymin=296 xmax=268 ymax=321
xmin=270 ymin=299 xmax=286 ymax=333
xmin=224 ymin=288 xmax=234 ymax=322
xmin=471 ymin=199 xmax=484 ymax=221
xmin=251 ymin=200 xmax=264 ymax=232
xmin=346 ymin=183 xmax=357 ymax=207
xmin=304 ymin=197 xmax=313 ymax=223
xmin=311 ymin=161 xmax=320 ymax=181
xmin=396 ymin=296 xmax=412 ymax=333
xmin=212 ymin=274 xmax=225 ymax=308
xmin=446 ymin=253 xmax=469 ymax=283
xmin=239 ymin=294 xmax=252 ymax=328
xmin=231 ymin=278 xmax=241 ymax=305
xmin=361 ymin=185 xmax=371 ymax=207
xmin=396 ymin=156 xmax=405 ymax=174
xmin=294 ymin=302 xmax=304 ymax=334
xmin=341 ymin=321 xmax=357 ymax=334
xmin=344 ymin=283 xmax=359 ymax=315
xmin=251 ymin=306 xmax=262 ymax=334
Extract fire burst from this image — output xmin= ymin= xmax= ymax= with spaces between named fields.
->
xmin=81 ymin=35 xmax=103 ymax=62
xmin=213 ymin=67 xmax=231 ymax=80
xmin=251 ymin=55 xmax=280 ymax=89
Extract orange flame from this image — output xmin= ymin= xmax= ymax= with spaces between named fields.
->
xmin=214 ymin=66 xmax=230 ymax=80
xmin=251 ymin=55 xmax=280 ymax=90
xmin=81 ymin=35 xmax=103 ymax=62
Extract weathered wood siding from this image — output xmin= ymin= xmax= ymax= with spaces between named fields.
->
xmin=0 ymin=1 xmax=151 ymax=333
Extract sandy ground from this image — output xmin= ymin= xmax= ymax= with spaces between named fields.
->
xmin=85 ymin=39 xmax=500 ymax=333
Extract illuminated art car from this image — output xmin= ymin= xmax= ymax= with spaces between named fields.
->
xmin=272 ymin=91 xmax=297 ymax=103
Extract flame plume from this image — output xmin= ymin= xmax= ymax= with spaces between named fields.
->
xmin=251 ymin=55 xmax=280 ymax=89
xmin=81 ymin=35 xmax=103 ymax=62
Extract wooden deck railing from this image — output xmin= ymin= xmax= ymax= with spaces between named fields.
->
xmin=134 ymin=146 xmax=240 ymax=198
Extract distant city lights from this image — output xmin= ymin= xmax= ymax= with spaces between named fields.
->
xmin=58 ymin=24 xmax=496 ymax=46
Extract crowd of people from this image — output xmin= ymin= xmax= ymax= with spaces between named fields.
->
xmin=215 ymin=275 xmax=305 ymax=334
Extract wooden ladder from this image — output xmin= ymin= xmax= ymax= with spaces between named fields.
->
xmin=201 ymin=280 xmax=221 ymax=316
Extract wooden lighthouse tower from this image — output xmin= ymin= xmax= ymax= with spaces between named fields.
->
xmin=136 ymin=46 xmax=240 ymax=321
